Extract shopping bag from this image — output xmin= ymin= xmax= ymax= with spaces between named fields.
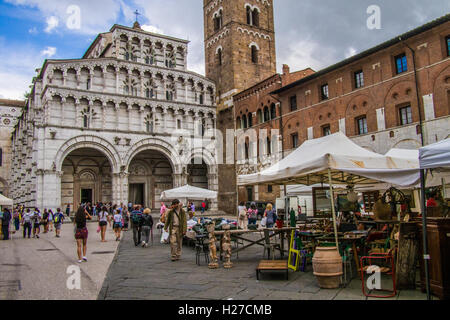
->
xmin=160 ymin=229 xmax=169 ymax=244
xmin=260 ymin=217 xmax=267 ymax=227
xmin=96 ymin=226 xmax=101 ymax=233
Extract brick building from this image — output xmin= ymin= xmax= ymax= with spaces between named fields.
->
xmin=233 ymin=65 xmax=314 ymax=203
xmin=203 ymin=0 xmax=277 ymax=213
xmin=234 ymin=14 xmax=450 ymax=203
xmin=272 ymin=15 xmax=450 ymax=155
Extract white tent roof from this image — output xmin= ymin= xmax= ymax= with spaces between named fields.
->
xmin=419 ymin=138 xmax=450 ymax=170
xmin=160 ymin=185 xmax=217 ymax=201
xmin=238 ymin=132 xmax=420 ymax=187
xmin=0 ymin=194 xmax=13 ymax=206
xmin=385 ymin=148 xmax=419 ymax=160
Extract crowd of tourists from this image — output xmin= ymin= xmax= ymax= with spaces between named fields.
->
xmin=0 ymin=200 xmax=190 ymax=264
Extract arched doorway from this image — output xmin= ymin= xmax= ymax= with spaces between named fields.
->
xmin=61 ymin=148 xmax=113 ymax=211
xmin=128 ymin=149 xmax=174 ymax=210
xmin=187 ymin=158 xmax=209 ymax=189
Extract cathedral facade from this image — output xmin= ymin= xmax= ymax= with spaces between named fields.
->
xmin=10 ymin=23 xmax=219 ymax=212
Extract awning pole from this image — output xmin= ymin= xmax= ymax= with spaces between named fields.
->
xmin=328 ymin=169 xmax=339 ymax=248
xmin=420 ymin=169 xmax=431 ymax=300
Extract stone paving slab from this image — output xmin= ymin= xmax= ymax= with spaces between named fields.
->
xmin=99 ymin=229 xmax=428 ymax=300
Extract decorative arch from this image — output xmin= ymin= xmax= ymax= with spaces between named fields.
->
xmin=124 ymin=137 xmax=181 ymax=174
xmin=55 ymin=136 xmax=121 ymax=173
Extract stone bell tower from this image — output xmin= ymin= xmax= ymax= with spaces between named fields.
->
xmin=203 ymin=0 xmax=277 ymax=213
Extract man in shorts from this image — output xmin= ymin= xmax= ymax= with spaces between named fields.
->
xmin=54 ymin=208 xmax=65 ymax=238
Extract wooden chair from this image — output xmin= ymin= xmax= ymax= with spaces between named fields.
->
xmin=263 ymin=229 xmax=282 ymax=260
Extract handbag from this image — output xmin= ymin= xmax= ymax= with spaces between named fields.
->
xmin=238 ymin=210 xmax=247 ymax=221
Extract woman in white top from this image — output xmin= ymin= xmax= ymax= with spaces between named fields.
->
xmin=237 ymin=202 xmax=248 ymax=230
xmin=98 ymin=206 xmax=109 ymax=242
xmin=113 ymin=210 xmax=123 ymax=241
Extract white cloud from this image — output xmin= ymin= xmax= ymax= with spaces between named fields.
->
xmin=141 ymin=24 xmax=164 ymax=35
xmin=28 ymin=27 xmax=38 ymax=34
xmin=5 ymin=0 xmax=134 ymax=35
xmin=345 ymin=47 xmax=358 ymax=59
xmin=45 ymin=16 xmax=59 ymax=33
xmin=41 ymin=46 xmax=57 ymax=58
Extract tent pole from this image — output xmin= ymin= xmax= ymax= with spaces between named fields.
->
xmin=419 ymin=169 xmax=431 ymax=300
xmin=327 ymin=169 xmax=339 ymax=247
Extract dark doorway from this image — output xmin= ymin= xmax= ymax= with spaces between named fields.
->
xmin=129 ymin=184 xmax=145 ymax=206
xmin=81 ymin=189 xmax=93 ymax=204
xmin=247 ymin=187 xmax=253 ymax=202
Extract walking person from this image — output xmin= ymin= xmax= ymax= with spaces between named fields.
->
xmin=160 ymin=202 xmax=167 ymax=217
xmin=98 ymin=206 xmax=109 ymax=242
xmin=122 ymin=205 xmax=129 ymax=231
xmin=130 ymin=205 xmax=143 ymax=246
xmin=74 ymin=206 xmax=91 ymax=263
xmin=164 ymin=199 xmax=187 ymax=261
xmin=248 ymin=202 xmax=258 ymax=225
xmin=42 ymin=209 xmax=49 ymax=233
xmin=264 ymin=203 xmax=277 ymax=229
xmin=113 ymin=209 xmax=123 ymax=241
xmin=48 ymin=209 xmax=54 ymax=232
xmin=140 ymin=208 xmax=154 ymax=247
xmin=22 ymin=209 xmax=33 ymax=238
xmin=32 ymin=208 xmax=41 ymax=239
xmin=237 ymin=202 xmax=248 ymax=230
xmin=1 ymin=208 xmax=11 ymax=240
xmin=201 ymin=200 xmax=206 ymax=214
xmin=13 ymin=209 xmax=20 ymax=234
xmin=66 ymin=204 xmax=71 ymax=217
xmin=54 ymin=208 xmax=64 ymax=238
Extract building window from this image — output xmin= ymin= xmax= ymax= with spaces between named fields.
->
xmin=257 ymin=109 xmax=263 ymax=123
xmin=291 ymin=133 xmax=299 ymax=149
xmin=248 ymin=113 xmax=253 ymax=127
xmin=166 ymin=91 xmax=174 ymax=101
xmin=86 ymin=78 xmax=91 ymax=90
xmin=83 ymin=114 xmax=89 ymax=128
xmin=199 ymin=93 xmax=204 ymax=105
xmin=236 ymin=117 xmax=241 ymax=129
xmin=266 ymin=137 xmax=271 ymax=155
xmin=217 ymin=48 xmax=222 ymax=66
xmin=320 ymin=84 xmax=329 ymax=100
xmin=246 ymin=7 xmax=252 ymax=25
xmin=123 ymin=85 xmax=129 ymax=95
xmin=446 ymin=36 xmax=450 ymax=56
xmin=268 ymin=185 xmax=273 ymax=193
xmin=354 ymin=70 xmax=364 ymax=89
xmin=251 ymin=45 xmax=258 ymax=64
xmin=213 ymin=10 xmax=223 ymax=31
xmin=242 ymin=114 xmax=248 ymax=129
xmin=399 ymin=105 xmax=413 ymax=125
xmin=322 ymin=125 xmax=331 ymax=136
xmin=252 ymin=9 xmax=259 ymax=27
xmin=263 ymin=106 xmax=270 ymax=122
xmin=395 ymin=53 xmax=408 ymax=74
xmin=356 ymin=116 xmax=368 ymax=135
xmin=177 ymin=119 xmax=181 ymax=129
xmin=290 ymin=95 xmax=297 ymax=111
xmin=270 ymin=103 xmax=276 ymax=119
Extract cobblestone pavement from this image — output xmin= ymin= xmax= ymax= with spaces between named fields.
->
xmin=0 ymin=222 xmax=119 ymax=300
xmin=99 ymin=224 xmax=428 ymax=300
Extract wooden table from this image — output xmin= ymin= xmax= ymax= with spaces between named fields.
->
xmin=213 ymin=227 xmax=300 ymax=260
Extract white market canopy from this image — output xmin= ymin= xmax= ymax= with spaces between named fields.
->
xmin=160 ymin=184 xmax=217 ymax=201
xmin=238 ymin=132 xmax=420 ymax=187
xmin=0 ymin=194 xmax=14 ymax=206
xmin=419 ymin=138 xmax=450 ymax=170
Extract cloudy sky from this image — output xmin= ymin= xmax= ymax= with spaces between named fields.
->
xmin=0 ymin=0 xmax=448 ymax=100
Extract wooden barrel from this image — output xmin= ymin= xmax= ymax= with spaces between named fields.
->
xmin=312 ymin=247 xmax=343 ymax=289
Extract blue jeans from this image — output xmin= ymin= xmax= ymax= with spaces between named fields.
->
xmin=23 ymin=222 xmax=32 ymax=238
xmin=248 ymin=218 xmax=257 ymax=225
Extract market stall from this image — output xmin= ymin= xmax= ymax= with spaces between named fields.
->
xmin=418 ymin=138 xmax=450 ymax=300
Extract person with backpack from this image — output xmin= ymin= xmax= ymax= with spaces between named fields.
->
xmin=42 ymin=209 xmax=49 ymax=233
xmin=22 ymin=208 xmax=33 ymax=238
xmin=54 ymin=208 xmax=64 ymax=238
xmin=130 ymin=205 xmax=143 ymax=246
xmin=32 ymin=208 xmax=41 ymax=239
xmin=98 ymin=206 xmax=109 ymax=242
xmin=1 ymin=208 xmax=11 ymax=240
xmin=247 ymin=203 xmax=258 ymax=225
xmin=140 ymin=208 xmax=154 ymax=247
xmin=264 ymin=203 xmax=277 ymax=229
